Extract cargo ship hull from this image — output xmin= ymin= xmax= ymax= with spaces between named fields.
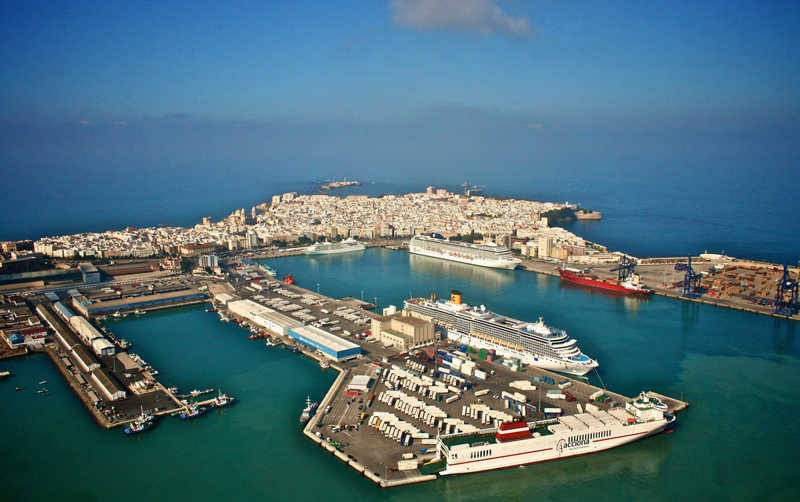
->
xmin=559 ymin=270 xmax=653 ymax=296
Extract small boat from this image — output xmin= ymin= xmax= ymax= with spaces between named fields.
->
xmin=15 ymin=387 xmax=24 ymax=391
xmin=134 ymin=309 xmax=146 ymax=315
xmin=112 ymin=311 xmax=122 ymax=318
xmin=299 ymin=396 xmax=318 ymax=424
xmin=212 ymin=389 xmax=234 ymax=408
xmin=39 ymin=380 xmax=47 ymax=385
xmin=0 ymin=370 xmax=10 ymax=379
xmin=124 ymin=409 xmax=155 ymax=435
xmin=179 ymin=402 xmax=207 ymax=420
xmin=319 ymin=359 xmax=330 ymax=369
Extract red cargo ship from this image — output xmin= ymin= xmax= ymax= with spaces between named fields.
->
xmin=559 ymin=267 xmax=654 ymax=296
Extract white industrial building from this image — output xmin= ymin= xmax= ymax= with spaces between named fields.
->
xmin=91 ymin=338 xmax=116 ymax=357
xmin=227 ymin=299 xmax=302 ymax=335
xmin=91 ymin=369 xmax=126 ymax=401
xmin=53 ymin=301 xmax=76 ymax=322
xmin=347 ymin=374 xmax=372 ymax=392
xmin=69 ymin=316 xmax=103 ymax=345
xmin=71 ymin=345 xmax=100 ymax=373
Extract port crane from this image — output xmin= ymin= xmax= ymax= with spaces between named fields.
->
xmin=681 ymin=256 xmax=702 ymax=298
xmin=610 ymin=256 xmax=636 ymax=281
xmin=774 ymin=264 xmax=799 ymax=317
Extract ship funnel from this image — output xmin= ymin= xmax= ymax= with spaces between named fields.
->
xmin=480 ymin=305 xmax=486 ymax=311
xmin=430 ymin=293 xmax=438 ymax=302
xmin=450 ymin=290 xmax=462 ymax=305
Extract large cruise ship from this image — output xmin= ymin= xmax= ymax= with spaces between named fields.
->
xmin=409 ymin=235 xmax=521 ymax=270
xmin=404 ymin=292 xmax=598 ymax=376
xmin=304 ymin=238 xmax=366 ymax=255
xmin=436 ymin=392 xmax=675 ymax=475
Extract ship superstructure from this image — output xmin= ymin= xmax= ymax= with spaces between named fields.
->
xmin=404 ymin=292 xmax=597 ymax=376
xmin=409 ymin=235 xmax=521 ymax=270
xmin=436 ymin=392 xmax=674 ymax=475
xmin=304 ymin=238 xmax=366 ymax=255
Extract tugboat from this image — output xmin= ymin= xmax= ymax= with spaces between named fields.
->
xmin=299 ymin=396 xmax=318 ymax=424
xmin=179 ymin=402 xmax=207 ymax=420
xmin=212 ymin=389 xmax=234 ymax=408
xmin=124 ymin=409 xmax=155 ymax=435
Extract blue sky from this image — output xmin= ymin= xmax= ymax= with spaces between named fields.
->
xmin=2 ymin=0 xmax=799 ymax=124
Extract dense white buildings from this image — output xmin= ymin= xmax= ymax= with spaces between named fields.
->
xmin=31 ymin=189 xmax=598 ymax=260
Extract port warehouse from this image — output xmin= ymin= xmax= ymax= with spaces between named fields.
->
xmin=226 ymin=298 xmax=361 ymax=361
xmin=288 ymin=325 xmax=361 ymax=361
xmin=91 ymin=367 xmax=126 ymax=401
xmin=38 ymin=301 xmax=131 ymax=402
xmin=73 ymin=288 xmax=205 ymax=317
xmin=228 ymin=299 xmax=302 ymax=335
xmin=35 ymin=302 xmax=115 ymax=357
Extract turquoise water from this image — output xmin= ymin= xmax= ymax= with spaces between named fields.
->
xmin=3 ymin=248 xmax=800 ymax=501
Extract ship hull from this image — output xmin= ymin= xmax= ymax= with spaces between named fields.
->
xmin=560 ymin=270 xmax=653 ymax=296
xmin=440 ymin=420 xmax=669 ymax=476
xmin=409 ymin=245 xmax=520 ymax=270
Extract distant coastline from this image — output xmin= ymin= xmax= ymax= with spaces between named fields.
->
xmin=319 ymin=180 xmax=360 ymax=191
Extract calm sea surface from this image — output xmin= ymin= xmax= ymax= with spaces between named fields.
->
xmin=3 ymin=248 xmax=799 ymax=501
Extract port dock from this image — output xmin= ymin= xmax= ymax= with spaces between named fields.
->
xmin=216 ymin=277 xmax=688 ymax=488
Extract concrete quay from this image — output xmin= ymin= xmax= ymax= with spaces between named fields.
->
xmin=519 ymin=257 xmax=798 ymax=321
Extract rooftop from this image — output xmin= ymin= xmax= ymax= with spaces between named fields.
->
xmin=289 ymin=324 xmax=360 ymax=353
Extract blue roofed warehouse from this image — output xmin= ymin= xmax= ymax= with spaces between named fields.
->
xmin=288 ymin=325 xmax=362 ymax=361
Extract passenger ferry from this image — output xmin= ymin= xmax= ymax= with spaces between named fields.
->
xmin=409 ymin=234 xmax=521 ymax=270
xmin=404 ymin=291 xmax=598 ymax=376
xmin=436 ymin=392 xmax=675 ymax=475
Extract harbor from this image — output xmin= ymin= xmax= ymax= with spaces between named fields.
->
xmin=197 ymin=257 xmax=690 ymax=488
xmin=2 ymin=248 xmax=799 ymax=500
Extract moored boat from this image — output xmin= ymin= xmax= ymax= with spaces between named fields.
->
xmin=299 ymin=396 xmax=318 ymax=424
xmin=212 ymin=389 xmax=234 ymax=408
xmin=124 ymin=409 xmax=155 ymax=435
xmin=179 ymin=402 xmax=207 ymax=420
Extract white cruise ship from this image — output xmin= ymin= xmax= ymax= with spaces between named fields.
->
xmin=404 ymin=291 xmax=598 ymax=376
xmin=304 ymin=238 xmax=366 ymax=255
xmin=409 ymin=235 xmax=521 ymax=270
xmin=436 ymin=392 xmax=675 ymax=475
